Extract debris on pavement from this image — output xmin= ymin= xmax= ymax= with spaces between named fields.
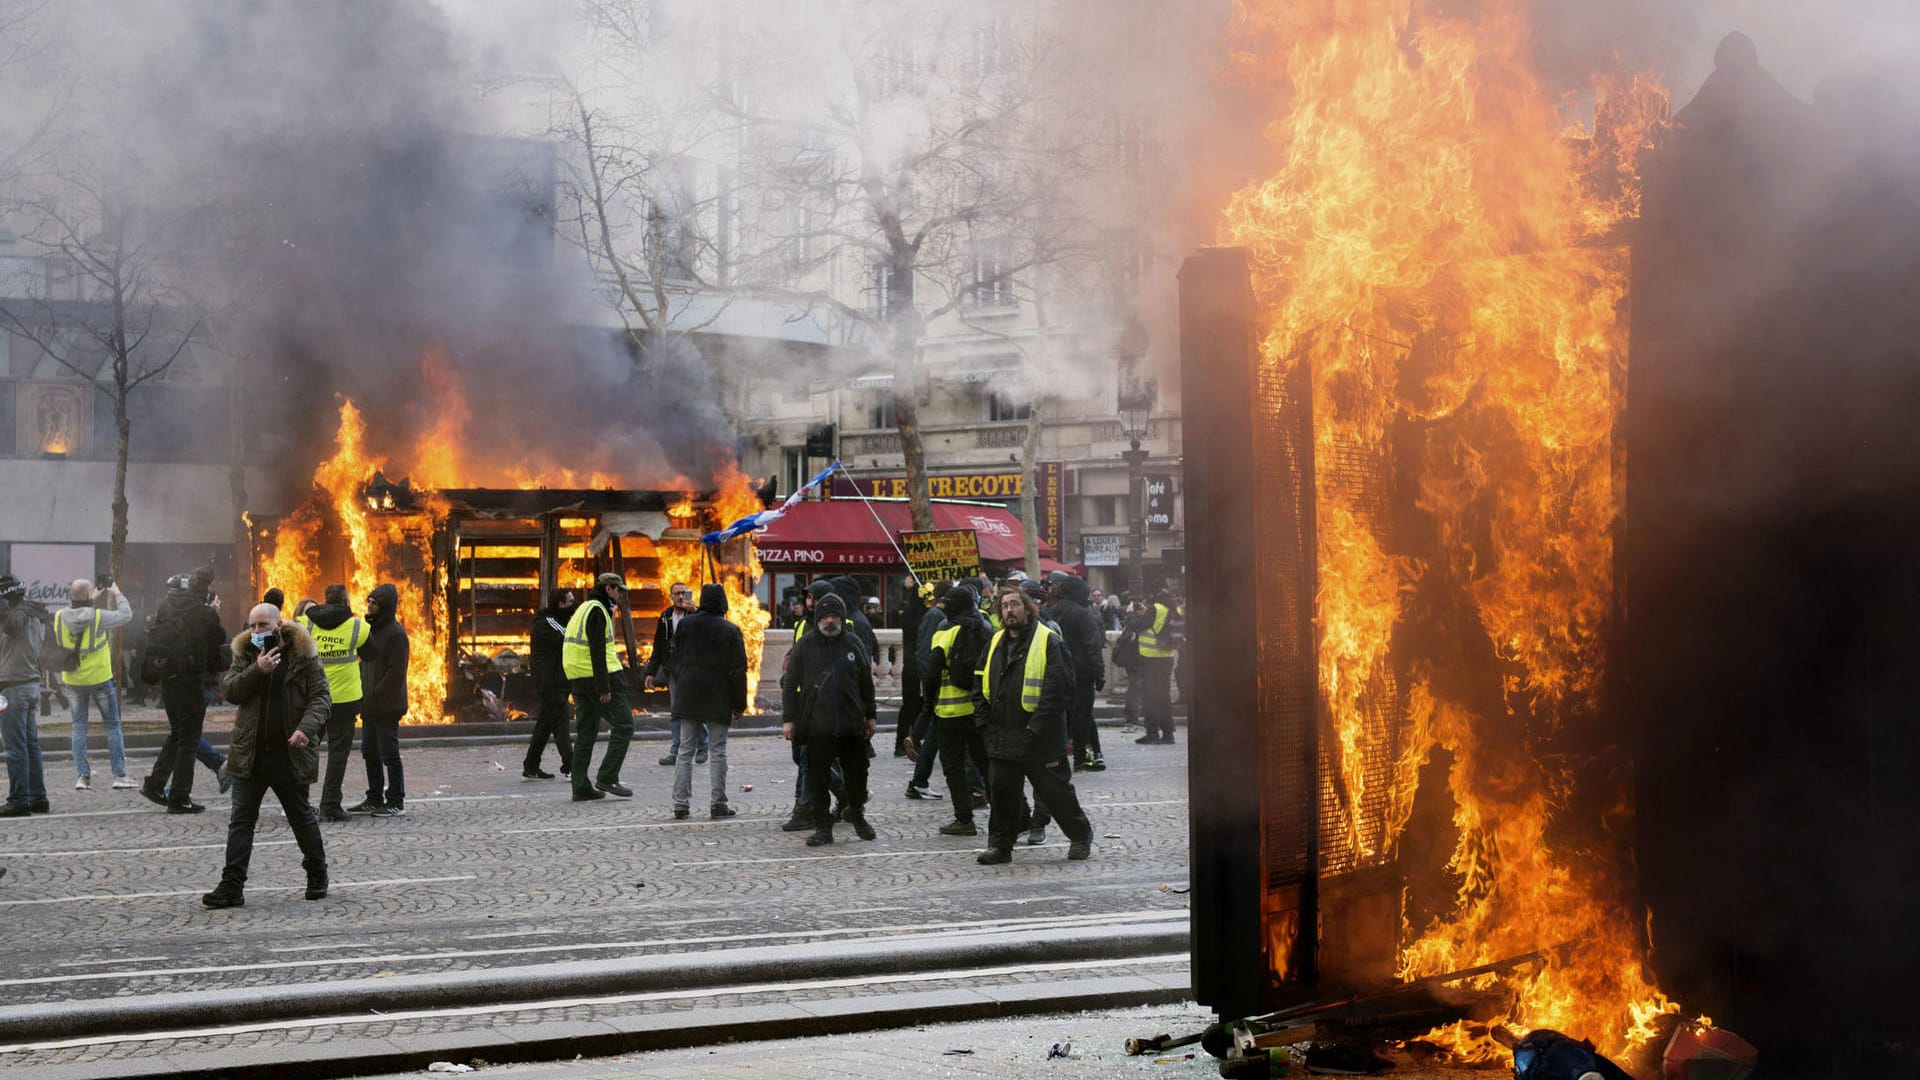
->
xmin=1509 ymin=1028 xmax=1635 ymax=1080
xmin=426 ymin=1063 xmax=473 ymax=1074
xmin=1662 ymin=1024 xmax=1757 ymax=1080
xmin=1047 ymin=1040 xmax=1072 ymax=1059
xmin=942 ymin=1048 xmax=974 ymax=1056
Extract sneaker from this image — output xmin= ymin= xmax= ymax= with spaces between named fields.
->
xmin=305 ymin=874 xmax=329 ymax=901
xmin=939 ymin=819 xmax=978 ymax=836
xmin=904 ymin=783 xmax=930 ymax=800
xmin=847 ymin=811 xmax=876 ymax=841
xmin=0 ymin=803 xmax=28 ymax=818
xmin=345 ymin=798 xmax=382 ymax=814
xmin=218 ymin=775 xmax=232 ymax=795
xmin=202 ymin=883 xmax=245 ymax=909
xmin=695 ymin=748 xmax=708 ymax=765
xmin=779 ymin=808 xmax=814 ymax=832
xmin=595 ymin=780 xmax=633 ymax=798
xmin=672 ymin=807 xmax=689 ymax=820
xmin=111 ymin=776 xmax=136 ymax=790
xmin=140 ymin=781 xmax=168 ymax=807
xmin=1025 ymin=826 xmax=1047 ymax=846
xmin=75 ymin=776 xmax=91 ymax=790
xmin=805 ymin=827 xmax=833 ymax=847
xmin=370 ymin=804 xmax=405 ymax=817
xmin=710 ymin=804 xmax=737 ymax=820
xmin=972 ymin=791 xmax=988 ymax=809
xmin=976 ymin=847 xmax=1012 ymax=865
xmin=522 ymin=768 xmax=555 ymax=781
xmin=572 ymin=788 xmax=606 ymax=802
xmin=657 ymin=754 xmax=677 ymax=767
xmin=1085 ymin=756 xmax=1107 ymax=772
xmin=1067 ymin=839 xmax=1091 ymax=861
xmin=319 ymin=805 xmax=351 ymax=823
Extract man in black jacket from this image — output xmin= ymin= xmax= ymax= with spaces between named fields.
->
xmin=669 ymin=584 xmax=747 ymax=820
xmin=778 ymin=579 xmax=846 ymax=832
xmin=140 ymin=568 xmax=230 ymax=815
xmin=644 ymin=581 xmax=706 ymax=767
xmin=353 ymin=583 xmax=409 ymax=817
xmin=918 ymin=583 xmax=992 ymax=836
xmin=523 ymin=588 xmax=575 ymax=780
xmin=903 ymin=581 xmax=949 ymax=797
xmin=976 ymin=587 xmax=1093 ymax=864
xmin=1046 ymin=572 xmax=1107 ymax=772
xmin=781 ymin=593 xmax=876 ymax=847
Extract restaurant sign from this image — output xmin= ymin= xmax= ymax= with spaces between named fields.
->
xmin=826 ymin=462 xmax=1061 ymax=550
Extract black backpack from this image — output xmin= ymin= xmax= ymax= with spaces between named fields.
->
xmin=139 ymin=610 xmax=199 ymax=685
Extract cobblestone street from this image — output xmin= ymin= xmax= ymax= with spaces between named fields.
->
xmin=0 ymin=727 xmax=1194 ymax=1075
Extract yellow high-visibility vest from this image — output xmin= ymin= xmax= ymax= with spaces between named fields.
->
xmin=1138 ymin=603 xmax=1175 ymax=658
xmin=928 ymin=624 xmax=974 ymax=718
xmin=978 ymin=621 xmax=1055 ymax=713
xmin=561 ymin=599 xmax=623 ymax=679
xmin=56 ymin=609 xmax=113 ymax=688
xmin=300 ymin=615 xmax=366 ymax=705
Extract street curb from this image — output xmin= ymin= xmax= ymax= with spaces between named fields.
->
xmin=35 ymin=710 xmax=1170 ymax=760
xmin=0 ymin=920 xmax=1189 ymax=1046
xmin=10 ymin=965 xmax=1195 ymax=1080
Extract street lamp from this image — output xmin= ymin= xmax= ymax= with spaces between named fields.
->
xmin=1116 ymin=322 xmax=1156 ymax=600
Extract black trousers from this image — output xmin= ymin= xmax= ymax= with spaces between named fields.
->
xmin=362 ymin=709 xmax=405 ymax=808
xmin=937 ymin=717 xmax=990 ymax=824
xmin=525 ymin=689 xmax=572 ymax=773
xmin=319 ymin=701 xmax=360 ymax=810
xmin=149 ymin=679 xmax=208 ymax=805
xmin=1137 ymin=656 xmax=1175 ymax=738
xmin=221 ymin=753 xmax=327 ymax=888
xmin=805 ymin=736 xmax=870 ymax=825
xmin=1068 ymin=678 xmax=1100 ymax=758
xmin=987 ymin=755 xmax=1092 ymax=852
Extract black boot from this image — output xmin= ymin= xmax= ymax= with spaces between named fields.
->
xmin=847 ymin=809 xmax=876 ymax=841
xmin=780 ymin=803 xmax=814 ymax=832
xmin=202 ymin=881 xmax=245 ymax=909
xmin=805 ymin=824 xmax=834 ymax=847
xmin=305 ymin=870 xmax=329 ymax=900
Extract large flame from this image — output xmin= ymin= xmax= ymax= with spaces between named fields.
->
xmin=1221 ymin=0 xmax=1674 ymax=1059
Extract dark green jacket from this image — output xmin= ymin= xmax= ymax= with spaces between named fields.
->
xmin=220 ymin=622 xmax=330 ymax=782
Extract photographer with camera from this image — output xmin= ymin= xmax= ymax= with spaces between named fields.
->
xmin=201 ymin=603 xmax=331 ymax=909
xmin=139 ymin=568 xmax=230 ymax=814
xmin=0 ymin=574 xmax=53 ymax=817
xmin=57 ymin=577 xmax=135 ymax=791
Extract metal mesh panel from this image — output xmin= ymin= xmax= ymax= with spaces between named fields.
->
xmin=1254 ymin=350 xmax=1318 ymax=890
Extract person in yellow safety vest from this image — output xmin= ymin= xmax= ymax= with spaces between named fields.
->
xmin=57 ymin=579 xmax=136 ymax=790
xmin=298 ymin=584 xmax=367 ymax=821
xmin=973 ymin=586 xmax=1093 ymax=865
xmin=1126 ymin=595 xmax=1181 ymax=745
xmin=563 ymin=573 xmax=636 ymax=802
xmin=916 ymin=583 xmax=994 ymax=836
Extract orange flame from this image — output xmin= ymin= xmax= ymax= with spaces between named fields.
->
xmin=1222 ymin=0 xmax=1675 ymax=1060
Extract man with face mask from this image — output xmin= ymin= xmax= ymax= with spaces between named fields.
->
xmin=352 ymin=583 xmax=409 ymax=817
xmin=202 ymin=603 xmax=330 ymax=909
xmin=523 ymin=588 xmax=576 ymax=780
xmin=646 ymin=581 xmax=707 ymax=767
xmin=781 ymin=593 xmax=877 ymax=846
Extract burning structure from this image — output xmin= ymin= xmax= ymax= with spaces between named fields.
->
xmin=248 ymin=397 xmax=771 ymax=722
xmin=1186 ymin=0 xmax=1920 ymax=1072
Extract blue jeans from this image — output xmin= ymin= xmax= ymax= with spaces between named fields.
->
xmin=2 ymin=683 xmax=46 ymax=808
xmin=67 ymin=682 xmax=127 ymax=779
xmin=666 ymin=716 xmax=709 ymax=759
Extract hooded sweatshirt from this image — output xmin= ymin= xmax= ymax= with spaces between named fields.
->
xmin=1045 ymin=574 xmax=1106 ymax=687
xmin=357 ymin=583 xmax=410 ymax=718
xmin=828 ymin=576 xmax=878 ymax=663
xmin=668 ymin=583 xmax=749 ymax=724
xmin=56 ymin=590 xmax=134 ymax=688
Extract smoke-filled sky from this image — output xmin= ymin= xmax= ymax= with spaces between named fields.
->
xmin=2 ymin=0 xmax=1915 ymax=496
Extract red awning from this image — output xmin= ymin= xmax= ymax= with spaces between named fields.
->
xmin=753 ymin=499 xmax=1053 ymax=568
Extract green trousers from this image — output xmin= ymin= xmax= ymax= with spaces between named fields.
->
xmin=570 ymin=678 xmax=634 ymax=793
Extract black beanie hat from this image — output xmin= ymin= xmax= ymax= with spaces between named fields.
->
xmin=942 ymin=583 xmax=978 ymax=617
xmin=815 ymin=592 xmax=847 ymax=618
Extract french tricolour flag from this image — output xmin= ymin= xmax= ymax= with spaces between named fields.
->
xmin=702 ymin=460 xmax=840 ymax=545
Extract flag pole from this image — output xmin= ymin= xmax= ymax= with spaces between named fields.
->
xmin=832 ymin=461 xmax=919 ymax=586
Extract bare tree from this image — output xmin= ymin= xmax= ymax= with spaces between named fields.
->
xmin=0 ymin=161 xmax=204 ymax=580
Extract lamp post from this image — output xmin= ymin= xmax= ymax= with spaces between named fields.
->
xmin=1117 ymin=321 xmax=1156 ymax=600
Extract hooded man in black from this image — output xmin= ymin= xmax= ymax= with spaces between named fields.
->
xmin=781 ymin=593 xmax=877 ymax=846
xmin=353 ymin=582 xmax=409 ymax=816
xmin=524 ymin=588 xmax=575 ymax=780
xmin=919 ymin=583 xmax=994 ymax=835
xmin=779 ymin=578 xmax=848 ymax=831
xmin=1046 ymin=572 xmax=1107 ymax=771
xmin=669 ymin=583 xmax=748 ymax=819
xmin=140 ymin=567 xmax=230 ymax=814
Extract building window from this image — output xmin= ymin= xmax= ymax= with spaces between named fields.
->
xmin=867 ymin=261 xmax=907 ymax=319
xmin=1091 ymin=495 xmax=1118 ymax=527
xmin=988 ymin=391 xmax=1030 ymax=423
xmin=866 ymin=392 xmax=896 ymax=430
xmin=785 ymin=204 xmax=813 ymax=275
xmin=782 ymin=447 xmax=808 ymax=497
xmin=969 ymin=241 xmax=1016 ymax=308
